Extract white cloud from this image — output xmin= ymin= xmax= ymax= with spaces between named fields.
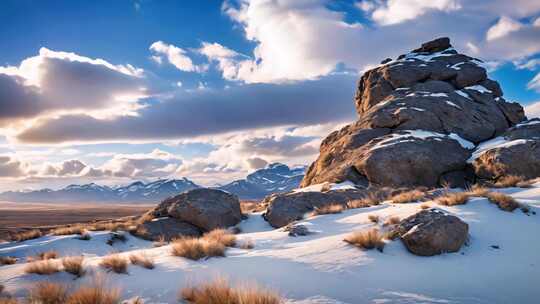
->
xmin=528 ymin=72 xmax=540 ymax=92
xmin=149 ymin=41 xmax=203 ymax=72
xmin=486 ymin=16 xmax=523 ymax=41
xmin=0 ymin=155 xmax=30 ymax=178
xmin=525 ymin=101 xmax=540 ymax=118
xmin=363 ymin=0 xmax=461 ymax=26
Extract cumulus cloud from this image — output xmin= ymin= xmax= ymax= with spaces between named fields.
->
xmin=525 ymin=101 xmax=540 ymax=118
xmin=0 ymin=155 xmax=30 ymax=178
xmin=481 ymin=16 xmax=540 ymax=60
xmin=360 ymin=0 xmax=461 ymax=26
xmin=528 ymin=73 xmax=540 ymax=92
xmin=486 ymin=16 xmax=523 ymax=41
xmin=40 ymin=159 xmax=87 ymax=177
xmin=14 ymin=73 xmax=357 ymax=144
xmin=150 ymin=41 xmax=204 ymax=72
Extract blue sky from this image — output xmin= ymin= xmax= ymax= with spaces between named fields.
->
xmin=0 ymin=0 xmax=539 ymax=191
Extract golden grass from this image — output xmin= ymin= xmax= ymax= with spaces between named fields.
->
xmin=171 ymin=238 xmax=226 ymax=260
xmin=129 ymin=253 xmax=155 ymax=269
xmin=383 ymin=216 xmax=400 ymax=226
xmin=0 ymin=256 xmax=17 ymax=266
xmin=202 ymin=229 xmax=237 ymax=247
xmin=13 ymin=229 xmax=42 ymax=242
xmin=24 ymin=260 xmax=60 ymax=275
xmin=0 ymin=299 xmax=17 ymax=304
xmin=240 ymin=201 xmax=264 ymax=213
xmin=28 ymin=250 xmax=59 ymax=262
xmin=492 ymin=175 xmax=534 ymax=188
xmin=466 ymin=185 xmax=490 ymax=197
xmin=28 ymin=281 xmax=68 ymax=304
xmin=436 ymin=192 xmax=470 ymax=206
xmin=486 ymin=192 xmax=520 ymax=212
xmin=51 ymin=225 xmax=86 ymax=236
xmin=179 ymin=277 xmax=282 ymax=304
xmin=62 ymin=256 xmax=85 ymax=277
xmin=420 ymin=204 xmax=431 ymax=210
xmin=312 ymin=204 xmax=344 ymax=215
xmin=152 ymin=235 xmax=167 ymax=247
xmin=100 ymin=254 xmax=128 ymax=274
xmin=390 ymin=190 xmax=425 ymax=204
xmin=367 ymin=214 xmax=379 ymax=223
xmin=66 ymin=276 xmax=121 ymax=304
xmin=344 ymin=229 xmax=385 ymax=252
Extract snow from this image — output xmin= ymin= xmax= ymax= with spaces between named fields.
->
xmin=371 ymin=130 xmax=475 ymax=151
xmin=464 ymin=85 xmax=492 ymax=94
xmin=515 ymin=120 xmax=540 ymax=128
xmin=2 ymin=186 xmax=540 ymax=303
xmin=293 ymin=181 xmax=358 ymax=193
xmin=455 ymin=90 xmax=471 ymax=99
xmin=445 ymin=100 xmax=462 ymax=109
xmin=468 ymin=137 xmax=531 ymax=162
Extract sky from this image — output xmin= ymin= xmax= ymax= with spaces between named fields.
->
xmin=1 ymin=0 xmax=540 ymax=191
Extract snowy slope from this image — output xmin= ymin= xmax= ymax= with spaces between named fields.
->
xmin=1 ymin=185 xmax=540 ymax=303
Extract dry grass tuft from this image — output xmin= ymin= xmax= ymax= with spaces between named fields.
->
xmin=344 ymin=229 xmax=385 ymax=252
xmin=383 ymin=216 xmax=400 ymax=226
xmin=13 ymin=229 xmax=42 ymax=242
xmin=77 ymin=231 xmax=92 ymax=241
xmin=493 ymin=175 xmax=534 ymax=188
xmin=171 ymin=238 xmax=226 ymax=260
xmin=390 ymin=190 xmax=425 ymax=204
xmin=436 ymin=192 xmax=470 ymax=206
xmin=486 ymin=192 xmax=520 ymax=212
xmin=240 ymin=201 xmax=264 ymax=213
xmin=24 ymin=260 xmax=60 ymax=275
xmin=66 ymin=276 xmax=121 ymax=304
xmin=203 ymin=229 xmax=237 ymax=247
xmin=51 ymin=225 xmax=86 ymax=236
xmin=466 ymin=184 xmax=490 ymax=197
xmin=347 ymin=191 xmax=386 ymax=209
xmin=100 ymin=254 xmax=128 ymax=274
xmin=420 ymin=204 xmax=431 ymax=210
xmin=179 ymin=277 xmax=282 ymax=304
xmin=129 ymin=253 xmax=155 ymax=269
xmin=28 ymin=281 xmax=68 ymax=304
xmin=152 ymin=235 xmax=167 ymax=247
xmin=367 ymin=214 xmax=379 ymax=223
xmin=0 ymin=256 xmax=17 ymax=266
xmin=28 ymin=250 xmax=59 ymax=262
xmin=312 ymin=204 xmax=344 ymax=215
xmin=62 ymin=256 xmax=85 ymax=277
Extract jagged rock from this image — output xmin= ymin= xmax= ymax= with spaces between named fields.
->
xmin=396 ymin=209 xmax=469 ymax=256
xmin=135 ymin=217 xmax=201 ymax=241
xmin=263 ymin=189 xmax=367 ymax=228
xmin=284 ymin=224 xmax=311 ymax=237
xmin=150 ymin=188 xmax=242 ymax=231
xmin=302 ymin=37 xmax=525 ymax=189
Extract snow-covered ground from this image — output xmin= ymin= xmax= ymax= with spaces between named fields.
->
xmin=1 ymin=185 xmax=540 ymax=303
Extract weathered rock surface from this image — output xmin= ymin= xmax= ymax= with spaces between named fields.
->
xmin=284 ymin=224 xmax=311 ymax=237
xmin=263 ymin=189 xmax=367 ymax=228
xmin=136 ymin=217 xmax=201 ymax=241
xmin=396 ymin=209 xmax=469 ymax=256
xmin=149 ymin=188 xmax=242 ymax=232
xmin=301 ymin=37 xmax=526 ymax=189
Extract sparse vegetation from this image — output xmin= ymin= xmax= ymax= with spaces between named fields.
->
xmin=347 ymin=191 xmax=388 ymax=209
xmin=466 ymin=184 xmax=490 ymax=197
xmin=62 ymin=256 xmax=85 ymax=277
xmin=24 ymin=260 xmax=61 ymax=275
xmin=77 ymin=231 xmax=92 ymax=241
xmin=13 ymin=229 xmax=42 ymax=242
xmin=486 ymin=192 xmax=520 ymax=212
xmin=52 ymin=225 xmax=86 ymax=236
xmin=420 ymin=204 xmax=431 ymax=210
xmin=0 ymin=256 xmax=17 ymax=266
xmin=368 ymin=214 xmax=379 ymax=223
xmin=436 ymin=192 xmax=470 ymax=206
xmin=179 ymin=277 xmax=282 ymax=304
xmin=153 ymin=235 xmax=167 ymax=247
xmin=390 ymin=190 xmax=425 ymax=204
xmin=492 ymin=175 xmax=534 ymax=188
xmin=28 ymin=281 xmax=68 ymax=304
xmin=129 ymin=253 xmax=155 ymax=269
xmin=383 ymin=216 xmax=400 ymax=226
xmin=106 ymin=232 xmax=127 ymax=246
xmin=203 ymin=229 xmax=237 ymax=247
xmin=344 ymin=229 xmax=385 ymax=252
xmin=170 ymin=237 xmax=226 ymax=260
xmin=100 ymin=254 xmax=128 ymax=274
xmin=66 ymin=276 xmax=121 ymax=304
xmin=240 ymin=201 xmax=264 ymax=213
xmin=28 ymin=250 xmax=59 ymax=262
xmin=312 ymin=204 xmax=344 ymax=215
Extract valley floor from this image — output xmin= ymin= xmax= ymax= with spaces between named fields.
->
xmin=1 ymin=185 xmax=540 ymax=303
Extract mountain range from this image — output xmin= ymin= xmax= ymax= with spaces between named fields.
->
xmin=0 ymin=163 xmax=305 ymax=203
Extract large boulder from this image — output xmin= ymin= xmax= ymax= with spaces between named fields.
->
xmin=471 ymin=119 xmax=540 ymax=180
xmin=263 ymin=189 xmax=367 ymax=228
xmin=301 ymin=37 xmax=525 ymax=189
xmin=396 ymin=209 xmax=469 ymax=256
xmin=136 ymin=217 xmax=201 ymax=241
xmin=150 ymin=188 xmax=242 ymax=231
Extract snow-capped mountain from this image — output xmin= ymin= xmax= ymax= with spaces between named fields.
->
xmin=0 ymin=163 xmax=305 ymax=203
xmin=217 ymin=163 xmax=306 ymax=199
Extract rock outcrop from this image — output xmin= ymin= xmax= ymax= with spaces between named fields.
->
xmin=140 ymin=188 xmax=242 ymax=240
xmin=301 ymin=37 xmax=526 ymax=189
xmin=395 ymin=209 xmax=469 ymax=256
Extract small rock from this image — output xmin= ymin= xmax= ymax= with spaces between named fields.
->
xmin=491 ymin=245 xmax=500 ymax=249
xmin=284 ymin=224 xmax=311 ymax=237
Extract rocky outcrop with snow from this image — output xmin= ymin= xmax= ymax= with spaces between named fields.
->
xmin=301 ymin=37 xmax=529 ymax=189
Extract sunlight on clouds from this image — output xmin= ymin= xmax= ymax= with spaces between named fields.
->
xmin=359 ymin=0 xmax=461 ymax=26
xmin=486 ymin=16 xmax=523 ymax=41
xmin=150 ymin=41 xmax=205 ymax=73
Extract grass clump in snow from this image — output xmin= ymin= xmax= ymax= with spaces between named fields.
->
xmin=100 ymin=254 xmax=128 ymax=274
xmin=202 ymin=229 xmax=237 ymax=247
xmin=152 ymin=235 xmax=167 ymax=247
xmin=436 ymin=192 xmax=470 ymax=206
xmin=486 ymin=192 xmax=520 ymax=212
xmin=129 ymin=253 xmax=155 ymax=269
xmin=344 ymin=229 xmax=385 ymax=252
xmin=420 ymin=203 xmax=431 ymax=210
xmin=383 ymin=216 xmax=400 ymax=226
xmin=466 ymin=185 xmax=490 ymax=197
xmin=77 ymin=231 xmax=92 ymax=241
xmin=171 ymin=237 xmax=226 ymax=260
xmin=0 ymin=256 xmax=17 ymax=266
xmin=312 ymin=203 xmax=345 ymax=215
xmin=52 ymin=225 xmax=86 ymax=236
xmin=179 ymin=277 xmax=282 ymax=304
xmin=390 ymin=189 xmax=425 ymax=204
xmin=13 ymin=229 xmax=42 ymax=242
xmin=24 ymin=260 xmax=61 ymax=275
xmin=368 ymin=214 xmax=379 ymax=223
xmin=28 ymin=281 xmax=68 ymax=304
xmin=28 ymin=250 xmax=59 ymax=262
xmin=62 ymin=256 xmax=85 ymax=277
xmin=66 ymin=276 xmax=121 ymax=304
xmin=492 ymin=175 xmax=534 ymax=188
